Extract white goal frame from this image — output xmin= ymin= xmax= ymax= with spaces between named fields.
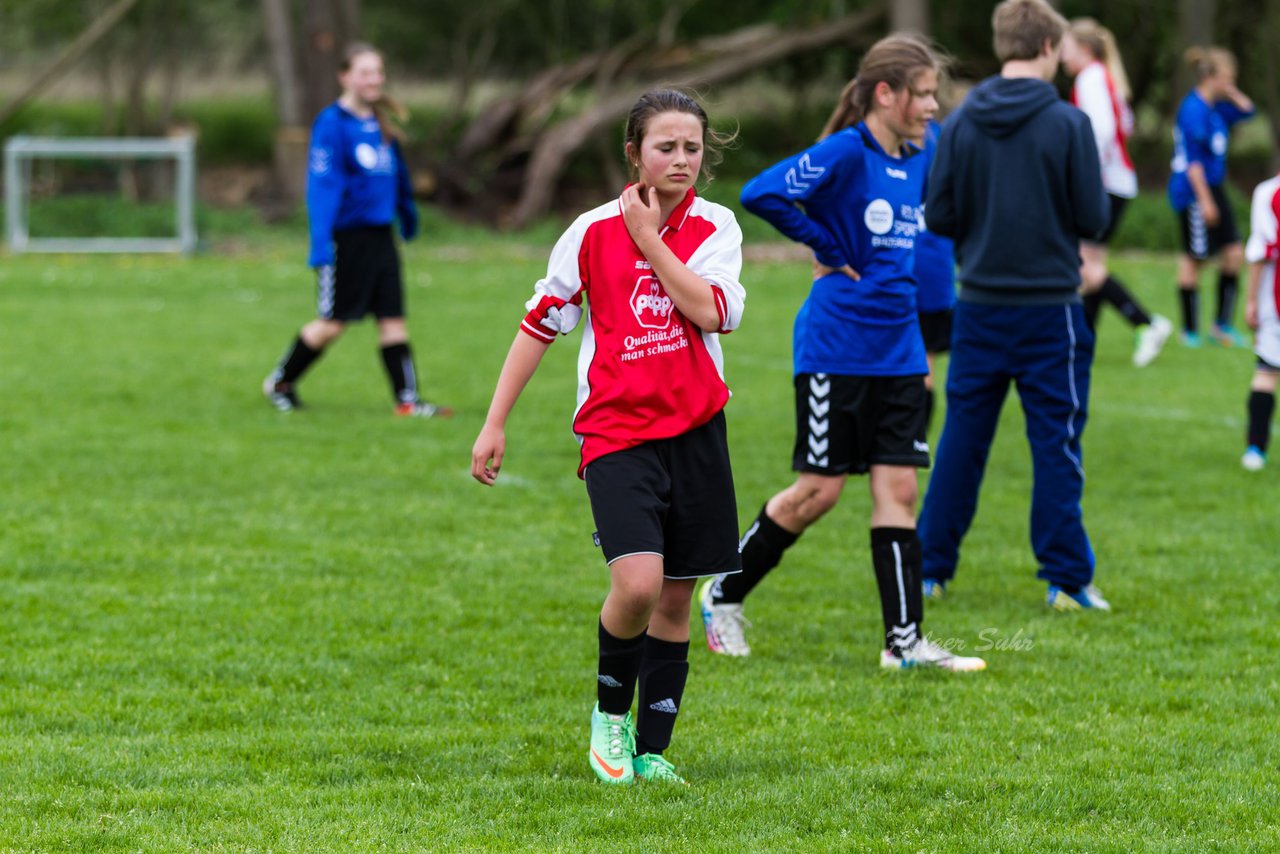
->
xmin=4 ymin=135 xmax=197 ymax=255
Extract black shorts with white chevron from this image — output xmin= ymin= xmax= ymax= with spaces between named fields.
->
xmin=790 ymin=372 xmax=930 ymax=476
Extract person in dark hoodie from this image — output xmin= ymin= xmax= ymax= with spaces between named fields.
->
xmin=917 ymin=0 xmax=1112 ymax=612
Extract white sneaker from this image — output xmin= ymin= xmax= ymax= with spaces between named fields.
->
xmin=1133 ymin=315 xmax=1173 ymax=367
xmin=880 ymin=637 xmax=986 ymax=672
xmin=1242 ymin=446 xmax=1267 ymax=471
xmin=699 ymin=578 xmax=751 ymax=657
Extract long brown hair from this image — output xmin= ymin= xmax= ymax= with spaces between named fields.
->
xmin=341 ymin=42 xmax=408 ymax=144
xmin=820 ymin=34 xmax=943 ymax=140
xmin=623 ymin=88 xmax=737 ymax=185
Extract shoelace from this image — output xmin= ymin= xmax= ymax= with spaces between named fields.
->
xmin=906 ymin=638 xmax=950 ymax=664
xmin=716 ymin=607 xmax=752 ymax=647
xmin=606 ymin=717 xmax=634 ymax=760
xmin=643 ymin=754 xmax=678 ymax=779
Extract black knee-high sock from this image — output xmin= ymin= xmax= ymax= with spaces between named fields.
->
xmin=1179 ymin=288 xmax=1200 ymax=335
xmin=597 ymin=620 xmax=645 ymax=716
xmin=870 ymin=527 xmax=923 ymax=654
xmin=273 ymin=335 xmax=323 ymax=386
xmin=1247 ymin=390 xmax=1276 ymax=451
xmin=380 ymin=342 xmax=419 ymax=404
xmin=1216 ymin=272 xmax=1240 ymax=327
xmin=712 ymin=505 xmax=799 ymax=604
xmin=1101 ymin=276 xmax=1152 ymax=327
xmin=635 ymin=635 xmax=689 ymax=756
xmin=1082 ymin=290 xmax=1104 ymax=331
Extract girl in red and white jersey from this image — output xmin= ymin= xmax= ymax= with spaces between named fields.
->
xmin=471 ymin=89 xmax=744 ymax=786
xmin=1062 ymin=18 xmax=1172 ymax=367
xmin=1241 ymin=171 xmax=1280 ymax=470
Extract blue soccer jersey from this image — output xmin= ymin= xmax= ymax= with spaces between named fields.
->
xmin=740 ymin=123 xmax=928 ymax=376
xmin=307 ymin=103 xmax=417 ymax=267
xmin=1168 ymin=90 xmax=1254 ymax=212
xmin=915 ymin=120 xmax=956 ymax=314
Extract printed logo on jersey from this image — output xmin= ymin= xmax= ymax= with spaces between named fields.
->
xmin=355 ymin=143 xmax=380 ymax=170
xmin=620 ymin=277 xmax=688 ymax=364
xmin=1211 ymin=131 xmax=1227 ymax=157
xmin=885 ymin=166 xmax=908 ymax=180
xmin=631 ymin=276 xmax=674 ymax=330
xmin=864 ymin=199 xmax=895 ymax=235
xmin=309 ymin=146 xmax=332 ymax=176
xmin=785 ymin=153 xmax=826 ymax=195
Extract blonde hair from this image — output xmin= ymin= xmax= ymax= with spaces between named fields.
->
xmin=1069 ymin=18 xmax=1131 ymax=103
xmin=819 ymin=34 xmax=943 ymax=140
xmin=1185 ymin=45 xmax=1237 ymax=83
xmin=992 ymin=0 xmax=1068 ymax=63
xmin=341 ymin=42 xmax=408 ymax=144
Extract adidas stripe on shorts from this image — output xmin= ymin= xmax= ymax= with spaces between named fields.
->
xmin=791 ymin=372 xmax=930 ymax=476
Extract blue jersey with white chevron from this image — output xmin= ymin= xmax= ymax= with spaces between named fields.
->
xmin=915 ymin=120 xmax=956 ymax=313
xmin=740 ymin=122 xmax=928 ymax=376
xmin=306 ymin=103 xmax=416 ymax=267
xmin=1168 ymin=90 xmax=1254 ymax=212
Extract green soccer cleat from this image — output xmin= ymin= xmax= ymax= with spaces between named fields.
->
xmin=588 ymin=704 xmax=635 ymax=785
xmin=633 ymin=752 xmax=688 ymax=785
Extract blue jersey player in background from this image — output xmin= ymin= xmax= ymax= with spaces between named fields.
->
xmin=263 ymin=43 xmax=450 ymax=418
xmin=1168 ymin=45 xmax=1255 ymax=347
xmin=699 ymin=35 xmax=986 ymax=673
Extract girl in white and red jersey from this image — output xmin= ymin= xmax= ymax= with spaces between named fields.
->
xmin=471 ymin=90 xmax=744 ymax=786
xmin=1062 ymin=18 xmax=1172 ymax=367
xmin=1241 ymin=171 xmax=1280 ymax=470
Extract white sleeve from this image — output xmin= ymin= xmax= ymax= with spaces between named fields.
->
xmin=685 ymin=209 xmax=745 ymax=333
xmin=1245 ymin=182 xmax=1277 ymax=264
xmin=1074 ymin=67 xmax=1115 ymax=163
xmin=520 ymin=220 xmax=586 ymax=342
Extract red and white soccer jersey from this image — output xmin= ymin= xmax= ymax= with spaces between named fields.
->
xmin=520 ymin=187 xmax=745 ymax=475
xmin=1071 ymin=61 xmax=1137 ymax=199
xmin=1245 ymin=174 xmax=1280 ymax=368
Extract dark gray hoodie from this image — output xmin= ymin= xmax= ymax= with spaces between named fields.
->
xmin=926 ymin=75 xmax=1108 ymax=304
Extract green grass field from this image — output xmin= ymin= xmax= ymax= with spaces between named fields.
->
xmin=1 ymin=234 xmax=1277 ymax=852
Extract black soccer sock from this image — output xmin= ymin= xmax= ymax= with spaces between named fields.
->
xmin=1102 ymin=276 xmax=1152 ymax=327
xmin=712 ymin=505 xmax=800 ymax=604
xmin=273 ymin=335 xmax=323 ymax=386
xmin=635 ymin=635 xmax=689 ymax=756
xmin=870 ymin=527 xmax=923 ymax=654
xmin=1179 ymin=288 xmax=1200 ymax=335
xmin=1216 ymin=272 xmax=1240 ymax=328
xmin=1247 ymin=390 xmax=1276 ymax=452
xmin=1082 ymin=290 xmax=1104 ymax=331
xmin=597 ymin=620 xmax=645 ymax=716
xmin=380 ymin=342 xmax=419 ymax=404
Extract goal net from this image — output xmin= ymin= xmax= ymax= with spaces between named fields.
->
xmin=4 ymin=135 xmax=197 ymax=255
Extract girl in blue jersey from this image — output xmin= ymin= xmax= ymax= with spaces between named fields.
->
xmin=699 ymin=35 xmax=985 ymax=671
xmin=1169 ymin=46 xmax=1256 ymax=347
xmin=263 ymin=43 xmax=450 ymax=417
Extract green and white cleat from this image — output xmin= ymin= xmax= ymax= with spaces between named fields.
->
xmin=588 ymin=704 xmax=635 ymax=785
xmin=633 ymin=752 xmax=688 ymax=785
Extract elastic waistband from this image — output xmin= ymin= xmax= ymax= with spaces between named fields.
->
xmin=959 ymin=284 xmax=1081 ymax=306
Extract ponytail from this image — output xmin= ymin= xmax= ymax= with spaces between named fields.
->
xmin=1185 ymin=45 xmax=1236 ymax=84
xmin=818 ymin=34 xmax=943 ymax=142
